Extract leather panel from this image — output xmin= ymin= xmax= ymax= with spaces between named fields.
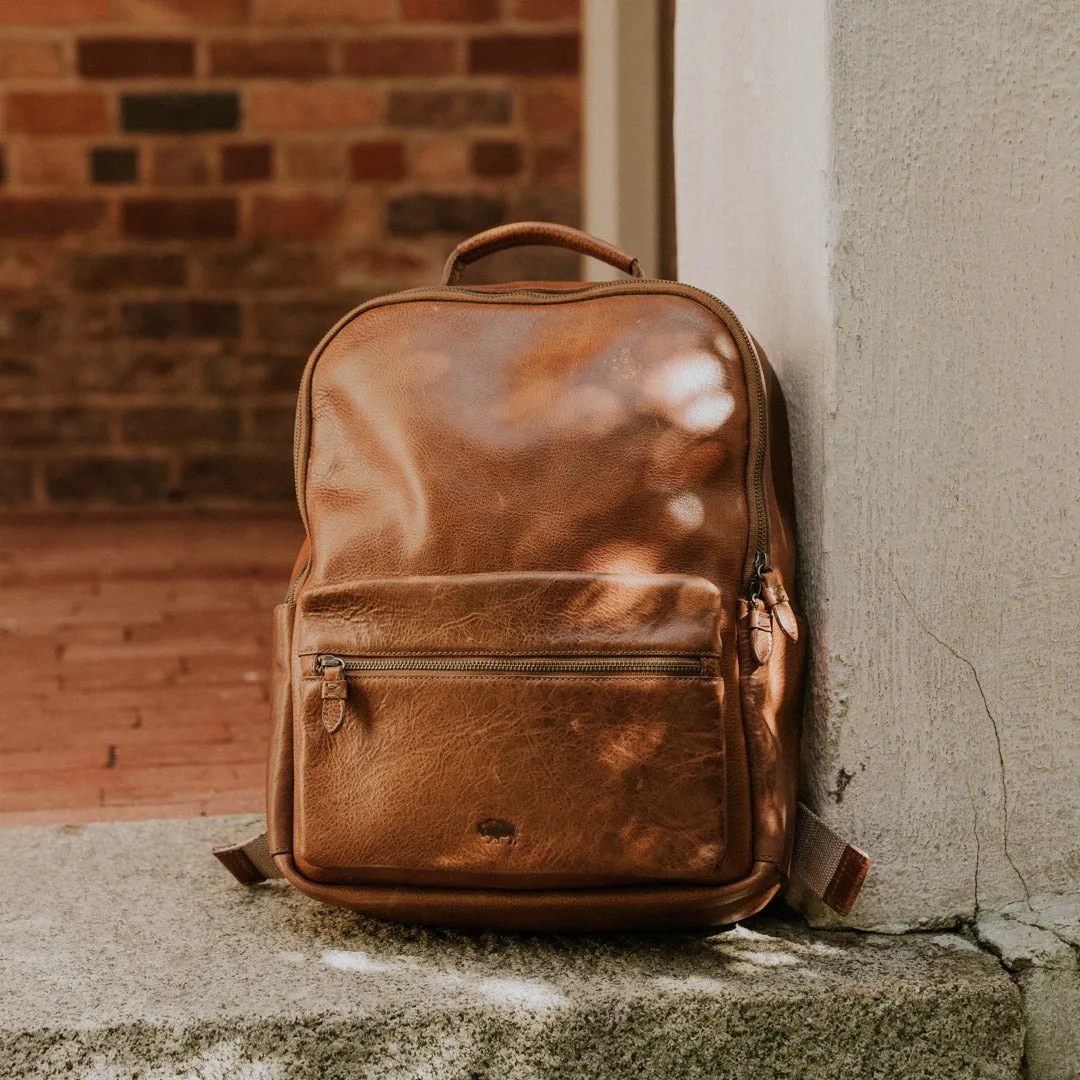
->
xmin=296 ymin=572 xmax=720 ymax=658
xmin=266 ymin=602 xmax=295 ymax=857
xmin=291 ymin=573 xmax=727 ymax=888
xmin=304 ymin=295 xmax=750 ymax=587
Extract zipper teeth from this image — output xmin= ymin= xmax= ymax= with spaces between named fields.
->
xmin=286 ymin=280 xmax=770 ymax=603
xmin=317 ymin=653 xmax=706 ymax=676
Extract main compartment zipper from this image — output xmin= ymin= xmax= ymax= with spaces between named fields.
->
xmin=315 ymin=653 xmax=712 ymax=677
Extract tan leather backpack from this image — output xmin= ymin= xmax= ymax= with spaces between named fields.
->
xmin=215 ymin=223 xmax=868 ymax=930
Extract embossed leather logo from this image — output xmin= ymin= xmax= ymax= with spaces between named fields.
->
xmin=476 ymin=819 xmax=516 ymax=845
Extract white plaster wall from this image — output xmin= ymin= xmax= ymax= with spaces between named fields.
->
xmin=676 ymin=0 xmax=1080 ymax=929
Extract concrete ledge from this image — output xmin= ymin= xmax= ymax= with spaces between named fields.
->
xmin=2 ymin=816 xmax=1023 ymax=1079
xmin=977 ymin=896 xmax=1080 ymax=1080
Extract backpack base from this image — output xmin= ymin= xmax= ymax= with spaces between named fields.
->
xmin=274 ymin=854 xmax=782 ymax=932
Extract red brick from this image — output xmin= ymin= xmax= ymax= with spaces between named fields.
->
xmin=182 ymin=455 xmax=294 ymax=501
xmin=514 ymin=0 xmax=579 ymax=17
xmin=71 ymin=252 xmax=188 ymax=291
xmin=46 ymin=458 xmax=170 ymax=505
xmin=0 ymin=294 xmax=62 ymax=343
xmin=113 ymin=0 xmax=250 ymax=24
xmin=470 ymin=140 xmax=522 ymax=178
xmin=0 ymin=407 xmax=110 ymax=448
xmin=0 ymin=0 xmax=111 ymax=23
xmin=100 ymin=762 xmax=266 ymax=806
xmin=0 ymin=41 xmax=66 ymax=79
xmin=17 ymin=145 xmax=85 ymax=186
xmin=201 ymin=246 xmax=329 ymax=290
xmin=413 ymin=137 xmax=467 ymax=179
xmin=402 ymin=0 xmax=498 ymax=21
xmin=247 ymin=87 xmax=378 ymax=132
xmin=114 ymin=739 xmax=266 ymax=769
xmin=469 ymin=33 xmax=579 ymax=75
xmin=254 ymin=0 xmax=394 ymax=24
xmin=0 ymin=460 xmax=34 ymax=508
xmin=251 ymin=194 xmax=342 ymax=239
xmin=221 ymin=143 xmax=273 ymax=183
xmin=122 ymin=198 xmax=238 ymax=240
xmin=341 ymin=190 xmax=378 ymax=239
xmin=349 ymin=140 xmax=407 ymax=182
xmin=122 ymin=406 xmax=239 ymax=445
xmin=0 ymin=746 xmax=115 ymax=774
xmin=387 ymin=89 xmax=512 ymax=129
xmin=534 ymin=141 xmax=579 ymax=182
xmin=203 ymin=350 xmax=307 ymax=393
xmin=150 ymin=145 xmax=210 ymax=185
xmin=386 ymin=192 xmax=505 ymax=236
xmin=78 ymin=38 xmax=195 ymax=78
xmin=122 ymin=300 xmax=241 ymax=339
xmin=340 ymin=244 xmax=431 ymax=285
xmin=0 ymin=296 xmax=61 ymax=343
xmin=209 ymin=39 xmax=330 ymax=78
xmin=342 ymin=36 xmax=458 ymax=77
xmin=251 ymin=298 xmax=353 ymax=345
xmin=282 ymin=141 xmax=343 ymax=182
xmin=0 ymin=198 xmax=107 ymax=237
xmin=6 ymin=92 xmax=109 ymax=137
xmin=253 ymin=405 xmax=295 ymax=444
xmin=522 ymin=86 xmax=579 ymax=133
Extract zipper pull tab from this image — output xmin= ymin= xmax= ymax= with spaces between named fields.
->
xmin=761 ymin=569 xmax=798 ymax=641
xmin=318 ymin=655 xmax=347 ymax=733
xmin=748 ymin=597 xmax=773 ymax=665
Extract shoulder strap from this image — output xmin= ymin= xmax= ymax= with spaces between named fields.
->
xmin=789 ymin=803 xmax=870 ymax=916
xmin=212 ymin=832 xmax=281 ymax=885
xmin=213 ymin=804 xmax=869 ymax=915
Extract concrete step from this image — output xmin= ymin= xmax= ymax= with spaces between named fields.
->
xmin=1 ymin=816 xmax=1024 ymax=1080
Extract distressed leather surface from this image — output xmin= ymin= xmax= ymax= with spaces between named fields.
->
xmin=267 ymin=275 xmax=804 ymax=929
xmin=267 ymin=602 xmax=294 ymax=858
xmin=295 ymin=669 xmax=726 ymax=889
xmin=296 ymin=573 xmax=720 ymax=658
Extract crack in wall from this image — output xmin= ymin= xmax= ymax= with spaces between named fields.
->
xmin=966 ymin=777 xmax=982 ymax=917
xmin=889 ymin=569 xmax=1032 ymax=907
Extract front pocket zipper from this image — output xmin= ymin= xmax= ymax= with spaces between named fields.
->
xmin=314 ymin=652 xmax=717 ymax=734
xmin=315 ymin=652 xmax=713 ymax=677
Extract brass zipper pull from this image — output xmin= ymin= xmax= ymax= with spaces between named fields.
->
xmin=319 ymin=655 xmax=347 ymax=733
xmin=748 ymin=597 xmax=773 ymax=665
xmin=761 ymin=569 xmax=798 ymax=641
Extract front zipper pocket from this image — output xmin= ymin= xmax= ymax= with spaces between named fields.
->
xmin=293 ymin=572 xmax=730 ymax=890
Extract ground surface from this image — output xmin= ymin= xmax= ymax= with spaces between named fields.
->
xmin=0 ymin=815 xmax=1025 ymax=1080
xmin=0 ymin=510 xmax=303 ymax=826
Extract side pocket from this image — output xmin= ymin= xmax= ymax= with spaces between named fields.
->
xmin=267 ymin=602 xmax=295 ymax=857
xmin=738 ymin=598 xmax=806 ymax=874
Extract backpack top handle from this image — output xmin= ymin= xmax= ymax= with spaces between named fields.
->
xmin=441 ymin=221 xmax=645 ymax=285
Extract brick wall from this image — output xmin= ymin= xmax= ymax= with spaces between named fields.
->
xmin=0 ymin=0 xmax=581 ymax=509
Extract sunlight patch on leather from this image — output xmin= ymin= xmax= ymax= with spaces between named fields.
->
xmin=648 ymin=352 xmax=736 ymax=433
xmin=668 ymin=492 xmax=705 ymax=529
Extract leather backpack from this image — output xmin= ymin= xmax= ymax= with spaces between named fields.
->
xmin=215 ymin=222 xmax=869 ymax=930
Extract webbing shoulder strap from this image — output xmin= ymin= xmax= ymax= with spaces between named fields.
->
xmin=213 ymin=832 xmax=282 ymax=885
xmin=214 ymin=803 xmax=869 ymax=916
xmin=790 ymin=803 xmax=870 ymax=916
